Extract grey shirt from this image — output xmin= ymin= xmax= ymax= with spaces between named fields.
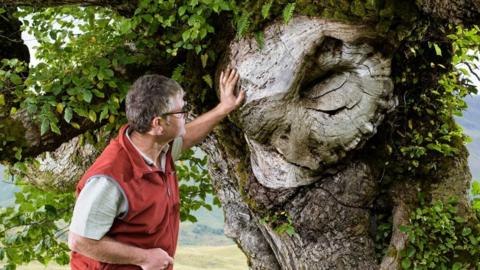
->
xmin=69 ymin=130 xmax=183 ymax=240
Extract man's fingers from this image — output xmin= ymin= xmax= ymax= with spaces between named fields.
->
xmin=235 ymin=89 xmax=246 ymax=105
xmin=227 ymin=68 xmax=236 ymax=82
xmin=220 ymin=71 xmax=224 ymax=85
xmin=167 ymin=256 xmax=174 ymax=264
xmin=234 ymin=72 xmax=239 ymax=83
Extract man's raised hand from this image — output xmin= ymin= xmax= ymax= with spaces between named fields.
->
xmin=218 ymin=68 xmax=246 ymax=114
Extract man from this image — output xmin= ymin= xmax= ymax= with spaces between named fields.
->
xmin=68 ymin=69 xmax=245 ymax=270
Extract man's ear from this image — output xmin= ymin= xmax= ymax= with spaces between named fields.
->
xmin=148 ymin=117 xmax=165 ymax=136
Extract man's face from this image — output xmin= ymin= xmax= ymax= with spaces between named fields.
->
xmin=163 ymin=95 xmax=186 ymax=138
xmin=225 ymin=17 xmax=396 ymax=189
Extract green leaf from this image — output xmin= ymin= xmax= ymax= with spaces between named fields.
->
xmin=283 ymin=3 xmax=296 ymax=25
xmin=99 ymin=108 xmax=109 ymax=121
xmin=141 ymin=14 xmax=153 ymax=23
xmin=202 ymin=74 xmax=213 ymax=88
xmin=472 ymin=181 xmax=480 ymax=195
xmin=452 ymin=262 xmax=463 ymax=270
xmin=118 ymin=19 xmax=132 ymax=34
xmin=10 ymin=73 xmax=22 ymax=85
xmin=40 ymin=118 xmax=50 ymax=136
xmin=285 ymin=226 xmax=295 ymax=236
xmin=104 ymin=69 xmax=114 ymax=78
xmin=172 ymin=65 xmax=184 ymax=83
xmin=406 ymin=246 xmax=415 ymax=257
xmin=83 ymin=90 xmax=93 ymax=103
xmin=179 ymin=6 xmax=188 ymax=16
xmin=88 ymin=110 xmax=97 ymax=123
xmin=462 ymin=227 xmax=471 ymax=236
xmin=182 ymin=30 xmax=191 ymax=42
xmin=200 ymin=54 xmax=208 ymax=68
xmin=14 ymin=148 xmax=22 ymax=160
xmin=50 ymin=122 xmax=61 ymax=135
xmin=64 ymin=107 xmax=73 ymax=123
xmin=401 ymin=258 xmax=411 ymax=269
xmin=433 ymin=43 xmax=442 ymax=56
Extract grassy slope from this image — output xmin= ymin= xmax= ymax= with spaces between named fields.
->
xmin=6 ymin=245 xmax=248 ymax=270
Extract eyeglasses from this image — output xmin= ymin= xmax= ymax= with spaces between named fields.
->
xmin=160 ymin=104 xmax=191 ymax=119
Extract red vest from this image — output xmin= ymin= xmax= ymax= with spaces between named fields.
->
xmin=70 ymin=124 xmax=180 ymax=270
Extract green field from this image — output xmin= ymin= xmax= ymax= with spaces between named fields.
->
xmin=4 ymin=245 xmax=248 ymax=270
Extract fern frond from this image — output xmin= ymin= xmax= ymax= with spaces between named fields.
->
xmin=283 ymin=3 xmax=296 ymax=25
xmin=261 ymin=0 xmax=273 ymax=19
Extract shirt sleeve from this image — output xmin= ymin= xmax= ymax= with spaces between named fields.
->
xmin=171 ymin=136 xmax=183 ymax=161
xmin=69 ymin=176 xmax=128 ymax=240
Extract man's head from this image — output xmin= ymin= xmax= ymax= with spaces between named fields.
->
xmin=126 ymin=74 xmax=185 ymax=135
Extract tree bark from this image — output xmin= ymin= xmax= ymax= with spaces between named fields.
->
xmin=416 ymin=0 xmax=480 ymax=25
xmin=203 ymin=17 xmax=474 ymax=269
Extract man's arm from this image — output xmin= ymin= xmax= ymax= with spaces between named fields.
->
xmin=68 ymin=232 xmax=173 ymax=269
xmin=182 ymin=69 xmax=245 ymax=151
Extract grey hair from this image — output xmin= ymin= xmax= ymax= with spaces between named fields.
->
xmin=126 ymin=74 xmax=184 ymax=133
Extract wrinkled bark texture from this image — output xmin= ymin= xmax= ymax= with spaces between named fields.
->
xmin=202 ymin=16 xmax=474 ymax=270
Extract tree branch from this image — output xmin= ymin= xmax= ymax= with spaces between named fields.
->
xmin=1 ymin=0 xmax=137 ymax=16
xmin=464 ymin=62 xmax=480 ymax=83
xmin=415 ymin=0 xmax=480 ymax=25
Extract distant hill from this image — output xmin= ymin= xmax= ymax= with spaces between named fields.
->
xmin=0 ymin=166 xmax=17 ymax=207
xmin=456 ymin=94 xmax=480 ymax=181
